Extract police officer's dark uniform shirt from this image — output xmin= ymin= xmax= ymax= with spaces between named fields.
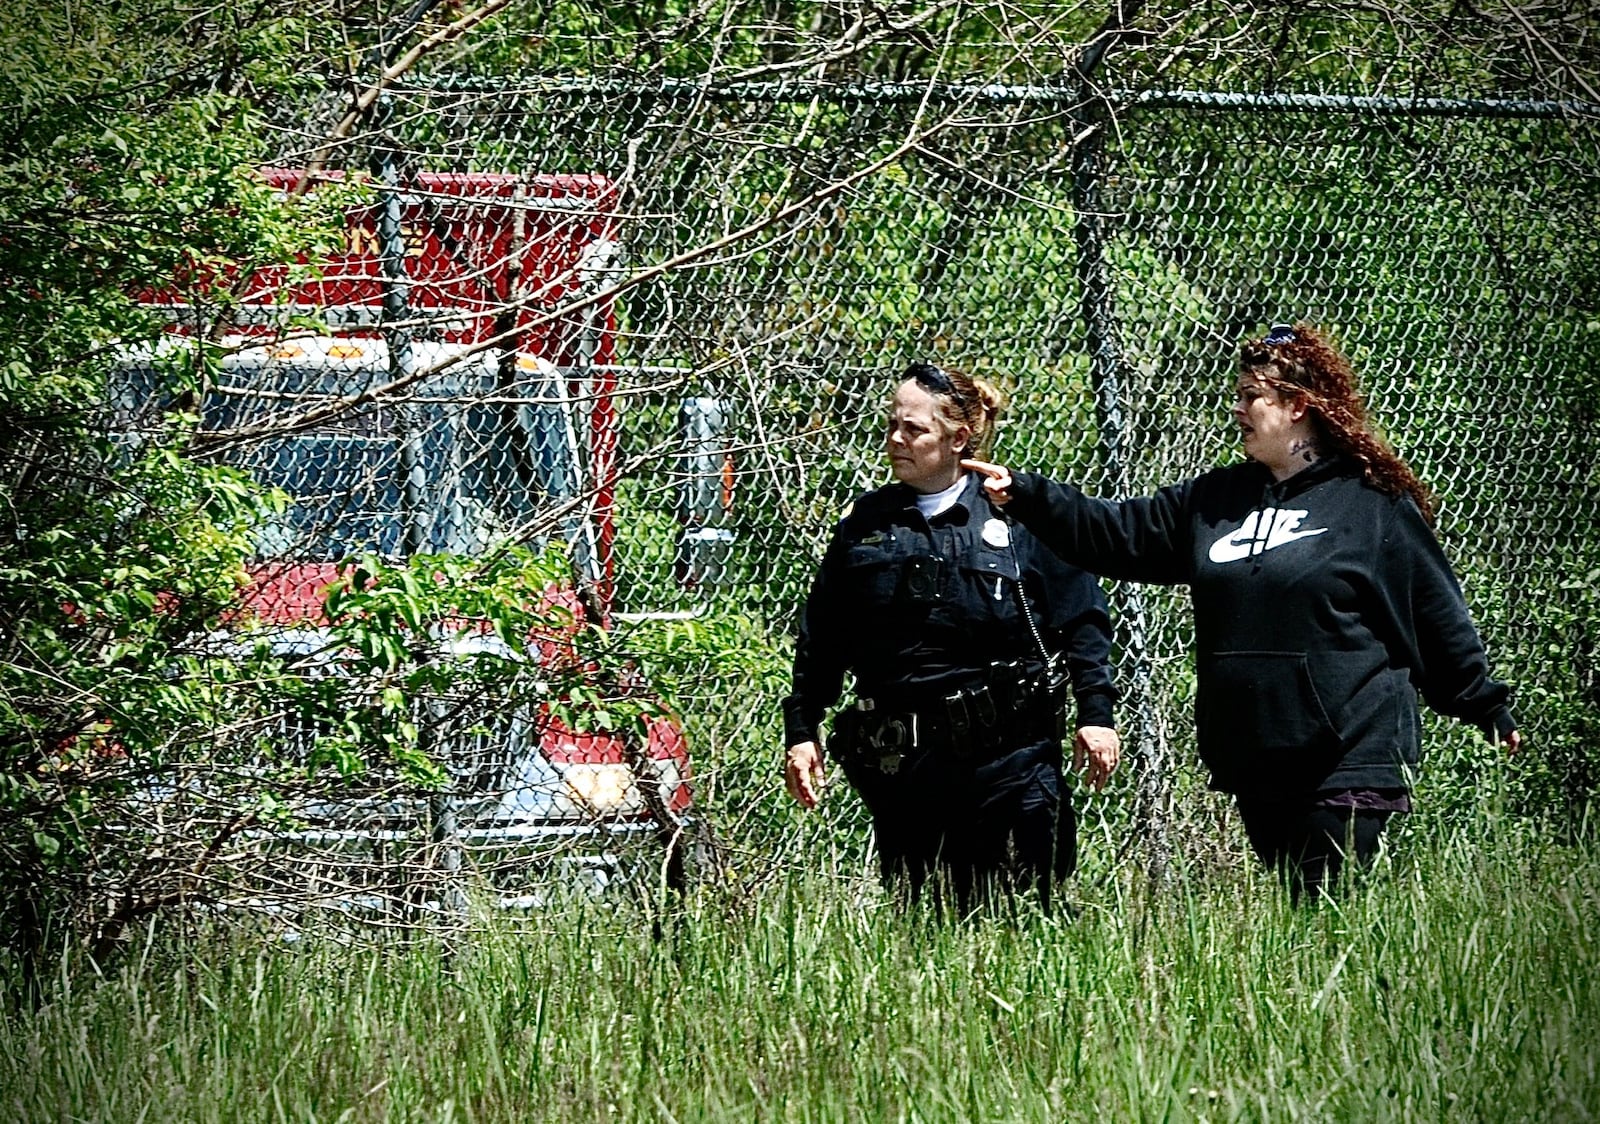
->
xmin=783 ymin=472 xmax=1117 ymax=751
xmin=1003 ymin=456 xmax=1516 ymax=797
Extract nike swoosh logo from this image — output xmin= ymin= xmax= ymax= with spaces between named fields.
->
xmin=1208 ymin=506 xmax=1329 ymax=564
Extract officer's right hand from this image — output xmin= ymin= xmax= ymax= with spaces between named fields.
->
xmin=785 ymin=741 xmax=826 ymax=809
xmin=1074 ymin=725 xmax=1121 ymax=791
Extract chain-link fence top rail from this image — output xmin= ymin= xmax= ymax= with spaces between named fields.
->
xmin=234 ymin=70 xmax=1600 ymax=801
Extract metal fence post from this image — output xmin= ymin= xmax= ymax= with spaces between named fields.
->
xmin=1071 ymin=103 xmax=1172 ymax=887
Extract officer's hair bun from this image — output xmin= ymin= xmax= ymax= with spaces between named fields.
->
xmin=970 ymin=376 xmax=1006 ymax=423
xmin=964 ymin=375 xmax=1005 ymax=457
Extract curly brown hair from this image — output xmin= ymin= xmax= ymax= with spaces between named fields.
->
xmin=1240 ymin=322 xmax=1435 ymax=524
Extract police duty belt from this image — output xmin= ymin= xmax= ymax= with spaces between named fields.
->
xmin=829 ymin=661 xmax=1064 ymax=775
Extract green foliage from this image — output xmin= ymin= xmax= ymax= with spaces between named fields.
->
xmin=306 ymin=546 xmax=578 ymax=783
xmin=0 ymin=3 xmax=341 ymax=379
xmin=1505 ymin=561 xmax=1600 ymax=828
xmin=610 ymin=607 xmax=793 ymax=787
xmin=446 ymin=0 xmax=1108 ymax=81
xmin=619 ymin=609 xmax=792 ymax=703
xmin=0 ymin=0 xmax=389 ymax=953
xmin=0 ymin=446 xmax=282 ymax=828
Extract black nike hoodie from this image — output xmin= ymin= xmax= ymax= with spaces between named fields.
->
xmin=1006 ymin=456 xmax=1516 ymax=796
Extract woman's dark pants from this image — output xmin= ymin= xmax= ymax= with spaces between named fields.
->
xmin=1234 ymin=796 xmax=1392 ymax=901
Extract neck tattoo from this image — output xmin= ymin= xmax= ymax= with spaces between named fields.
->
xmin=1289 ymin=437 xmax=1322 ymax=465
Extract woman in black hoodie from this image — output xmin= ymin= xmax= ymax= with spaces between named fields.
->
xmin=963 ymin=322 xmax=1522 ymax=898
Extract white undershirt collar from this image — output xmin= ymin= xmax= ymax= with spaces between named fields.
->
xmin=914 ymin=475 xmax=967 ymax=520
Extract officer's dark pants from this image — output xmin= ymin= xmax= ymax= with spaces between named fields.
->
xmin=846 ymin=740 xmax=1073 ymax=914
xmin=1234 ymin=797 xmax=1393 ymax=902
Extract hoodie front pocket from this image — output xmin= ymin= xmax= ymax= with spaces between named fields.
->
xmin=1196 ymin=651 xmax=1339 ymax=769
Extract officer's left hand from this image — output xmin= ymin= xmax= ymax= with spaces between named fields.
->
xmin=1073 ymin=726 xmax=1121 ymax=791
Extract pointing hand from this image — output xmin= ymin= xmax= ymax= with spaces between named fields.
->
xmin=961 ymin=459 xmax=1014 ymax=504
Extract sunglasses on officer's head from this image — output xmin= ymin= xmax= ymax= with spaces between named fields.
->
xmin=1263 ymin=324 xmax=1297 ymax=346
xmin=905 ymin=361 xmax=968 ymax=410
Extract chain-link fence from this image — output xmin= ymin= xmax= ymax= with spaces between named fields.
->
xmin=108 ymin=60 xmax=1599 ymax=925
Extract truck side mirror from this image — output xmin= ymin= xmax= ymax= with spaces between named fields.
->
xmin=675 ymin=396 xmax=735 ymax=590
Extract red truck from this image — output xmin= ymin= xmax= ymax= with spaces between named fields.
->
xmin=122 ymin=168 xmax=694 ymax=906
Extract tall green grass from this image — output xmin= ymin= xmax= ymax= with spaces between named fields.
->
xmin=3 ymin=809 xmax=1597 ymax=1122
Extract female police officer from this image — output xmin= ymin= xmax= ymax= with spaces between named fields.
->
xmin=782 ymin=362 xmax=1120 ymax=911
